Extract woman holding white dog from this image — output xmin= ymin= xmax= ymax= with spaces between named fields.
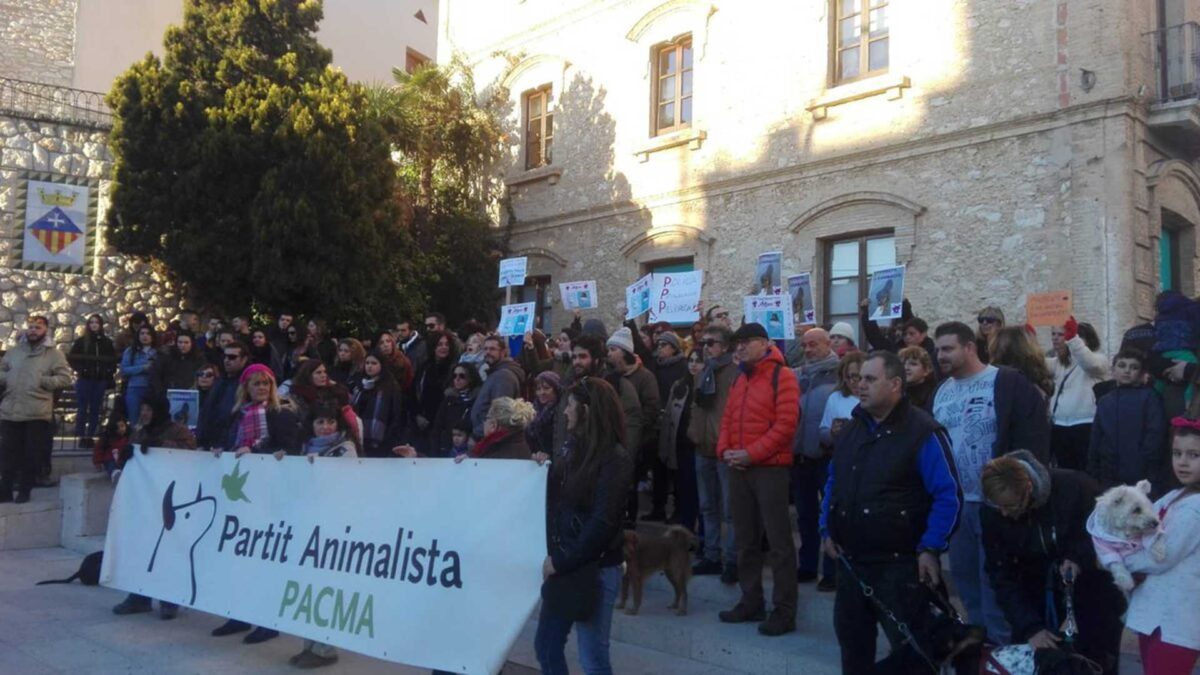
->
xmin=1123 ymin=417 xmax=1200 ymax=674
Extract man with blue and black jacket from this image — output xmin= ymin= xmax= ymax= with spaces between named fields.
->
xmin=821 ymin=350 xmax=962 ymax=674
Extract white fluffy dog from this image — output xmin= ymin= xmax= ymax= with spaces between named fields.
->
xmin=1087 ymin=480 xmax=1166 ymax=593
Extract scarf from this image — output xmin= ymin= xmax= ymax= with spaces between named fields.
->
xmin=471 ymin=428 xmax=511 ymax=458
xmin=304 ymin=431 xmax=349 ymax=457
xmin=697 ymin=353 xmax=733 ymax=401
xmin=235 ymin=402 xmax=269 ymax=450
xmin=359 ymin=376 xmax=378 ymax=391
xmin=657 ymin=353 xmax=685 ymax=368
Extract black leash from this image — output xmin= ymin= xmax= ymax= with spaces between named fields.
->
xmin=836 ymin=553 xmax=942 ymax=675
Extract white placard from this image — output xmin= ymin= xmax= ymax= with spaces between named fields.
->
xmin=497 ymin=302 xmax=537 ymax=336
xmin=102 ymin=450 xmax=547 ymax=674
xmin=625 ymin=274 xmax=652 ymax=320
xmin=649 ymin=271 xmax=703 ymax=324
xmin=166 ymin=389 xmax=200 ymax=430
xmin=559 ymin=281 xmax=598 ymax=311
xmin=868 ymin=264 xmax=906 ymax=321
xmin=498 ymin=257 xmax=528 ymax=288
xmin=787 ymin=274 xmax=816 ymax=325
xmin=743 ymin=295 xmax=795 ymax=340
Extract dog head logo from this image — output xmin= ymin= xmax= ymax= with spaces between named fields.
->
xmin=147 ymin=481 xmax=217 ymax=605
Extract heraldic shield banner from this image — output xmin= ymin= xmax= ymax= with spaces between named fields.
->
xmin=19 ymin=178 xmax=93 ymax=273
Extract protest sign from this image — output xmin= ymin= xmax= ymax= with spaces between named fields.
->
xmin=559 ymin=280 xmax=598 ymax=311
xmin=625 ymin=274 xmax=652 ymax=320
xmin=102 ymin=450 xmax=546 ymax=674
xmin=787 ymin=274 xmax=815 ymax=325
xmin=649 ymin=271 xmax=703 ymax=324
xmin=498 ymin=257 xmax=528 ymax=288
xmin=1027 ymin=290 xmax=1073 ymax=327
xmin=497 ymin=302 xmax=537 ymax=336
xmin=743 ymin=295 xmax=795 ymax=340
xmin=755 ymin=251 xmax=783 ymax=295
xmin=166 ymin=389 xmax=200 ymax=430
xmin=867 ymin=265 xmax=906 ymax=320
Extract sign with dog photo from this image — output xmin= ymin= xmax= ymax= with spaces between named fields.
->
xmin=102 ymin=450 xmax=547 ymax=674
xmin=867 ymin=264 xmax=906 ymax=321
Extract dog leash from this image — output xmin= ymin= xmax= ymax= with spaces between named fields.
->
xmin=836 ymin=554 xmax=941 ymax=674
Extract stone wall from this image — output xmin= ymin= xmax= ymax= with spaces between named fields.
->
xmin=444 ymin=0 xmax=1200 ymax=349
xmin=0 ymin=0 xmax=78 ymax=86
xmin=0 ymin=114 xmax=182 ymax=347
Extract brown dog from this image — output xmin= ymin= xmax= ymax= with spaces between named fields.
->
xmin=616 ymin=525 xmax=696 ymax=616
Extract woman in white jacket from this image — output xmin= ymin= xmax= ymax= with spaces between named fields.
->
xmin=1123 ymin=418 xmax=1200 ymax=674
xmin=1046 ymin=318 xmax=1108 ymax=470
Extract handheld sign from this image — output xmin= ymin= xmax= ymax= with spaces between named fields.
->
xmin=867 ymin=265 xmax=906 ymax=321
xmin=649 ymin=271 xmax=703 ymax=324
xmin=1027 ymin=290 xmax=1073 ymax=327
xmin=498 ymin=302 xmax=536 ymax=336
xmin=498 ymin=257 xmax=528 ymax=288
xmin=787 ymin=274 xmax=816 ymax=325
xmin=743 ymin=295 xmax=795 ymax=340
xmin=755 ymin=251 xmax=783 ymax=295
xmin=559 ymin=281 xmax=598 ymax=311
xmin=167 ymin=389 xmax=200 ymax=430
xmin=625 ymin=274 xmax=652 ymax=320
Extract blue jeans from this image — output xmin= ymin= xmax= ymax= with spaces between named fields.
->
xmin=75 ymin=378 xmax=107 ymax=438
xmin=948 ymin=502 xmax=1010 ymax=644
xmin=792 ymin=456 xmax=834 ymax=578
xmin=534 ymin=564 xmax=621 ymax=675
xmin=124 ymin=385 xmax=148 ymax=425
xmin=695 ymin=454 xmax=735 ymax=565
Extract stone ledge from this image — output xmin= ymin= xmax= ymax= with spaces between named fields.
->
xmin=0 ymin=487 xmax=62 ymax=550
xmin=60 ymin=472 xmax=113 ymax=552
xmin=807 ymin=74 xmax=912 ymax=120
xmin=504 ymin=164 xmax=564 ymax=187
xmin=634 ymin=127 xmax=708 ymax=162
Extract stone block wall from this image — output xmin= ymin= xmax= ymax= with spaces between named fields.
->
xmin=0 ymin=114 xmax=182 ymax=347
xmin=0 ymin=0 xmax=78 ymax=86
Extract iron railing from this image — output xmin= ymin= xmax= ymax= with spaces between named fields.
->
xmin=1152 ymin=22 xmax=1200 ymax=103
xmin=0 ymin=77 xmax=112 ymax=129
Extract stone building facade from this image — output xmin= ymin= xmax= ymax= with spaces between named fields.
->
xmin=442 ymin=0 xmax=1200 ymax=347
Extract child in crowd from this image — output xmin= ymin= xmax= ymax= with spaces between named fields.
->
xmin=93 ymin=416 xmax=130 ymax=477
xmin=1122 ymin=417 xmax=1200 ymax=674
xmin=1088 ymin=349 xmax=1168 ymax=493
xmin=898 ymin=346 xmax=936 ymax=412
xmin=449 ymin=420 xmax=472 ymax=458
xmin=288 ymin=404 xmax=360 ymax=669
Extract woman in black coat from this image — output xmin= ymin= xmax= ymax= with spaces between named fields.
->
xmin=430 ymin=363 xmax=482 ymax=457
xmin=351 ymin=354 xmax=406 ymax=458
xmin=534 ymin=377 xmax=634 ymax=675
xmin=980 ymin=450 xmax=1126 ymax=674
xmin=410 ymin=330 xmax=459 ymax=453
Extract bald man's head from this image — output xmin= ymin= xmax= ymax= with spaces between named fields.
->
xmin=802 ymin=328 xmax=833 ymax=362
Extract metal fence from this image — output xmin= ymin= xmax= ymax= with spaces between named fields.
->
xmin=1152 ymin=22 xmax=1200 ymax=103
xmin=0 ymin=77 xmax=112 ymax=129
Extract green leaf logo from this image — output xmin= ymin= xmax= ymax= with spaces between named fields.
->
xmin=221 ymin=460 xmax=251 ymax=503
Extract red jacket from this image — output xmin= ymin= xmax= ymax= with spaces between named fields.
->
xmin=717 ymin=345 xmax=799 ymax=467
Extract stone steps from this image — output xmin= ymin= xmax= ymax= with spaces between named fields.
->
xmin=0 ymin=486 xmax=62 ymax=550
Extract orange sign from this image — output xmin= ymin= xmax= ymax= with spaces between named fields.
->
xmin=1027 ymin=290 xmax=1073 ymax=327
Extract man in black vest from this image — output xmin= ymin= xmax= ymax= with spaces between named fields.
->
xmin=820 ymin=351 xmax=962 ymax=673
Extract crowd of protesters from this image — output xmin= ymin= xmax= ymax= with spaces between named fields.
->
xmin=1 ymin=288 xmax=1199 ymax=674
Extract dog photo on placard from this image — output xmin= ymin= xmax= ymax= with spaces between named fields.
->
xmin=616 ymin=525 xmax=695 ymax=616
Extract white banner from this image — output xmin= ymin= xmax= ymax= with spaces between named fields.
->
xmin=649 ymin=271 xmax=703 ymax=324
xmin=102 ymin=451 xmax=547 ymax=674
xmin=23 ymin=179 xmax=89 ymax=268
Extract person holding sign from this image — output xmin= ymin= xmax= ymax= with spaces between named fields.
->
xmin=534 ymin=377 xmax=634 ymax=675
xmin=1046 ymin=318 xmax=1108 ymax=471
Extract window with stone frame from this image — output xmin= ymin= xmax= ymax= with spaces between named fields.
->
xmin=833 ymin=0 xmax=889 ymax=84
xmin=825 ymin=232 xmax=895 ymax=340
xmin=653 ymin=35 xmax=693 ymax=135
xmin=524 ymin=85 xmax=554 ymax=170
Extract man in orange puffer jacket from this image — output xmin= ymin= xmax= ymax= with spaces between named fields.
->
xmin=716 ymin=323 xmax=801 ymax=636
